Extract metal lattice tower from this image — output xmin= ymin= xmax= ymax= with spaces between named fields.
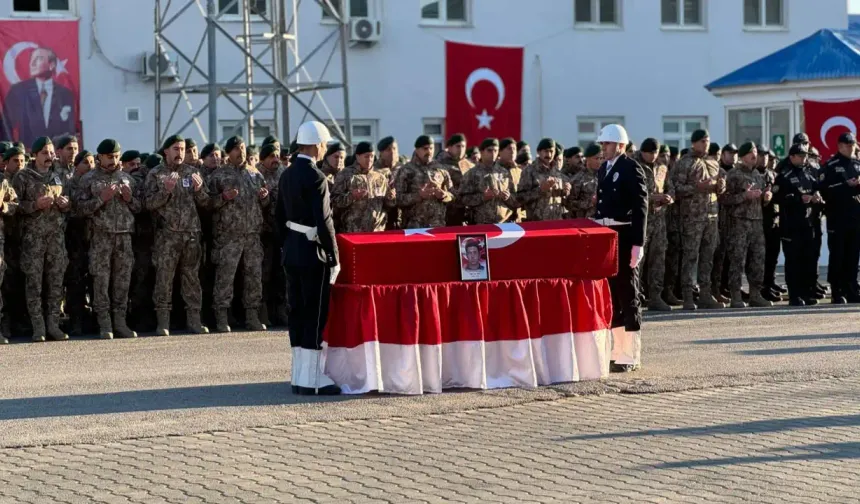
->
xmin=153 ymin=0 xmax=352 ymax=149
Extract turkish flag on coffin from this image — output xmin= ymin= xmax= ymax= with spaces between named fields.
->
xmin=445 ymin=41 xmax=523 ymax=144
xmin=803 ymin=99 xmax=860 ymax=161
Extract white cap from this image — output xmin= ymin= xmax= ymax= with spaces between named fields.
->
xmin=597 ymin=124 xmax=629 ymax=145
xmin=296 ymin=121 xmax=332 ymax=146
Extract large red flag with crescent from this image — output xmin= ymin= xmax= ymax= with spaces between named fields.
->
xmin=445 ymin=41 xmax=523 ymax=146
xmin=0 ymin=20 xmax=81 ymax=150
xmin=803 ymin=99 xmax=860 ymax=161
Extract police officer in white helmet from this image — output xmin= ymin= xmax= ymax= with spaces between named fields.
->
xmin=275 ymin=121 xmax=342 ymax=395
xmin=594 ymin=124 xmax=649 ymax=373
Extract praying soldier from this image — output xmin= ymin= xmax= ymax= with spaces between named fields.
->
xmin=395 ymin=135 xmax=454 ymax=229
xmin=517 ymin=138 xmax=570 ymax=222
xmin=635 ymin=138 xmax=674 ymax=311
xmin=65 ymin=149 xmax=95 ymax=335
xmin=0 ymin=150 xmax=17 ymax=344
xmin=184 ymin=138 xmax=202 ymax=168
xmin=562 ymin=146 xmax=584 ymax=177
xmin=259 ymin=142 xmax=288 ymax=326
xmin=712 ymin=143 xmax=739 ymax=302
xmin=332 ymin=141 xmax=396 ymax=232
xmin=374 ymin=136 xmax=401 ymax=230
xmin=567 ymin=143 xmax=602 ymax=219
xmin=458 ymin=138 xmax=517 ymax=224
xmin=437 ymin=133 xmax=474 ymax=226
xmin=13 ymin=137 xmax=71 ymax=342
xmin=496 ymin=138 xmax=524 ymax=223
xmin=53 ymin=135 xmax=79 ymax=181
xmin=319 ymin=142 xmax=345 ymax=189
xmin=2 ymin=147 xmax=27 ymax=337
xmin=207 ymin=136 xmax=269 ymax=333
xmin=75 ymin=139 xmax=142 ymax=339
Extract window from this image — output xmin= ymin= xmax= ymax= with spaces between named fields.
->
xmin=661 ymin=0 xmax=703 ymax=27
xmin=728 ymin=109 xmax=763 ymax=146
xmin=662 ymin=116 xmax=707 ymax=149
xmin=577 ymin=116 xmax=624 ymax=149
xmin=126 ymin=107 xmax=141 ymax=123
xmin=219 ymin=0 xmax=268 ymax=17
xmin=744 ymin=0 xmax=784 ymax=28
xmin=423 ymin=118 xmax=445 ymax=153
xmin=420 ymin=0 xmax=470 ymax=25
xmin=322 ymin=0 xmax=371 ymax=20
xmin=574 ymin=0 xmax=620 ymax=26
xmin=324 ymin=120 xmax=378 ymax=148
xmin=12 ymin=0 xmax=73 ymax=15
xmin=219 ymin=120 xmax=274 ymax=144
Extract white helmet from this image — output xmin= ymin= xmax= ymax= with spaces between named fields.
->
xmin=597 ymin=124 xmax=629 ymax=145
xmin=296 ymin=120 xmax=331 ymax=145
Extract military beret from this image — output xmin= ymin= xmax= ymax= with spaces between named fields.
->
xmin=564 ymin=146 xmax=582 ymax=158
xmin=690 ymin=129 xmax=710 ymax=143
xmin=414 ymin=135 xmax=433 ymax=149
xmin=353 ymin=141 xmax=374 ymax=156
xmin=499 ymin=137 xmax=517 ymax=151
xmin=12 ymin=142 xmax=25 ymax=151
xmin=145 ymin=153 xmax=164 ymax=169
xmin=789 ymin=143 xmax=809 ymax=156
xmin=479 ymin=138 xmax=499 ymax=151
xmin=658 ymin=144 xmax=670 ymax=155
xmin=738 ymin=142 xmax=756 ymax=158
xmin=224 ymin=136 xmax=244 ymax=153
xmin=120 ymin=150 xmax=140 ymax=163
xmin=247 ymin=145 xmax=258 ymax=157
xmin=640 ymin=138 xmax=660 ymax=154
xmin=446 ymin=133 xmax=466 ymax=147
xmin=377 ymin=136 xmax=396 ymax=152
xmin=185 ymin=138 xmax=197 ymax=148
xmin=793 ymin=132 xmax=810 ymax=144
xmin=31 ymin=136 xmax=52 ymax=154
xmin=260 ymin=143 xmax=279 ymax=160
xmin=139 ymin=152 xmax=150 ymax=160
xmin=757 ymin=144 xmax=770 ymax=154
xmin=2 ymin=147 xmax=24 ymax=161
xmin=325 ymin=142 xmax=345 ymax=157
xmin=537 ymin=138 xmax=555 ymax=152
xmin=262 ymin=135 xmax=280 ymax=147
xmin=669 ymin=146 xmax=679 ymax=156
xmin=0 ymin=142 xmax=10 ymax=154
xmin=97 ymin=139 xmax=121 ymax=155
xmin=839 ymin=132 xmax=856 ymax=144
xmin=584 ymin=143 xmax=602 ymax=158
xmin=162 ymin=134 xmax=185 ymax=151
xmin=55 ymin=135 xmax=78 ymax=149
xmin=680 ymin=148 xmax=690 ymax=156
xmin=809 ymin=146 xmax=820 ymax=158
xmin=554 ymin=142 xmax=565 ymax=156
xmin=73 ymin=150 xmax=92 ymax=166
xmin=200 ymin=143 xmax=221 ymax=159
xmin=467 ymin=146 xmax=480 ymax=158
xmin=722 ymin=143 xmax=738 ymax=153
xmin=516 ymin=141 xmax=529 ymax=151
xmin=708 ymin=142 xmax=721 ymax=156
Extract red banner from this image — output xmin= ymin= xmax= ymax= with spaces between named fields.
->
xmin=803 ymin=99 xmax=860 ymax=161
xmin=445 ymin=41 xmax=523 ymax=147
xmin=0 ymin=20 xmax=80 ymax=150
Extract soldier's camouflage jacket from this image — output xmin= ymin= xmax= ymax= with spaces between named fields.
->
xmin=51 ymin=160 xmax=74 ymax=183
xmin=723 ymin=164 xmax=765 ymax=221
xmin=127 ymin=166 xmax=154 ymax=237
xmin=144 ymin=163 xmax=210 ymax=233
xmin=332 ymin=163 xmax=396 ymax=232
xmin=0 ymin=174 xmax=18 ymax=239
xmin=13 ymin=164 xmax=68 ymax=234
xmin=671 ymin=152 xmax=724 ymax=221
xmin=516 ymin=160 xmax=569 ymax=221
xmin=259 ymin=163 xmax=285 ymax=234
xmin=75 ymin=167 xmax=142 ymax=234
xmin=458 ymin=162 xmax=517 ymax=224
xmin=207 ymin=162 xmax=269 ymax=236
xmin=395 ymin=158 xmax=454 ymax=229
xmin=567 ymin=168 xmax=598 ymax=219
xmin=635 ymin=152 xmax=675 ymax=218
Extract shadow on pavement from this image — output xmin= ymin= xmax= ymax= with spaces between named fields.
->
xmin=651 ymin=441 xmax=860 ymax=468
xmin=737 ymin=345 xmax=860 ymax=356
xmin=692 ymin=333 xmax=860 ymax=345
xmin=0 ymin=382 xmax=355 ymax=420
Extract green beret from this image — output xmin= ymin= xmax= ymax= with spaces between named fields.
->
xmin=640 ymin=138 xmax=659 ymax=153
xmin=537 ymin=138 xmax=555 ymax=152
xmin=260 ymin=143 xmax=279 ymax=160
xmin=480 ymin=138 xmax=499 ymax=150
xmin=97 ymin=139 xmax=121 ymax=155
xmin=414 ymin=135 xmax=433 ymax=149
xmin=516 ymin=141 xmax=529 ymax=151
xmin=377 ymin=136 xmax=395 ymax=152
xmin=564 ymin=146 xmax=582 ymax=158
xmin=738 ymin=142 xmax=756 ymax=158
xmin=162 ymin=134 xmax=185 ymax=151
xmin=31 ymin=137 xmax=52 ymax=154
xmin=55 ymin=135 xmax=78 ymax=149
xmin=185 ymin=138 xmax=197 ymax=148
xmin=225 ymin=136 xmax=244 ymax=153
xmin=247 ymin=145 xmax=258 ymax=157
xmin=262 ymin=135 xmax=280 ymax=147
xmin=3 ymin=147 xmax=24 ymax=161
xmin=120 ymin=150 xmax=141 ymax=163
xmin=145 ymin=153 xmax=164 ymax=169
xmin=200 ymin=143 xmax=221 ymax=159
xmin=325 ymin=142 xmax=345 ymax=157
xmin=691 ymin=129 xmax=710 ymax=143
xmin=584 ymin=143 xmax=602 ymax=158
xmin=499 ymin=137 xmax=516 ymax=151
xmin=658 ymin=144 xmax=670 ymax=155
xmin=0 ymin=142 xmax=10 ymax=154
xmin=12 ymin=142 xmax=25 ymax=151
xmin=669 ymin=146 xmax=679 ymax=156
xmin=74 ymin=150 xmax=92 ymax=166
xmin=555 ymin=142 xmax=565 ymax=156
xmin=446 ymin=133 xmax=466 ymax=147
xmin=354 ymin=141 xmax=373 ymax=156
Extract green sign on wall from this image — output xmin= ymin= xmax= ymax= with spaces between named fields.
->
xmin=772 ymin=134 xmax=786 ymax=157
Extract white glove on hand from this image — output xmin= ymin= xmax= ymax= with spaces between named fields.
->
xmin=330 ymin=264 xmax=341 ymax=285
xmin=630 ymin=245 xmax=644 ymax=269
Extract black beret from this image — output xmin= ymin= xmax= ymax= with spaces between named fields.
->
xmin=669 ymin=146 xmax=679 ymax=156
xmin=757 ymin=144 xmax=770 ymax=154
xmin=640 ymin=138 xmax=659 ymax=154
xmin=31 ymin=136 xmax=52 ymax=153
xmin=708 ymin=142 xmax=721 ymax=156
xmin=480 ymin=138 xmax=499 ymax=150
xmin=97 ymin=139 xmax=121 ymax=155
xmin=516 ymin=141 xmax=529 ymax=151
xmin=354 ymin=141 xmax=373 ymax=156
xmin=839 ymin=132 xmax=856 ymax=145
xmin=55 ymin=135 xmax=78 ymax=149
xmin=225 ymin=136 xmax=245 ymax=153
xmin=584 ymin=143 xmax=602 ymax=158
xmin=185 ymin=138 xmax=197 ymax=148
xmin=793 ymin=132 xmax=810 ymax=144
xmin=325 ymin=142 xmax=345 ymax=157
xmin=120 ymin=150 xmax=141 ymax=163
xmin=467 ymin=146 xmax=480 ymax=157
xmin=200 ymin=143 xmax=221 ymax=159
xmin=499 ymin=137 xmax=517 ymax=151
xmin=690 ymin=129 xmax=710 ymax=143
xmin=73 ymin=150 xmax=92 ymax=166
xmin=789 ymin=143 xmax=809 ymax=156
xmin=658 ymin=144 xmax=670 ymax=154
xmin=262 ymin=135 xmax=280 ymax=147
xmin=145 ymin=153 xmax=164 ymax=169
xmin=0 ymin=142 xmax=10 ymax=154
xmin=3 ymin=147 xmax=24 ymax=161
xmin=446 ymin=133 xmax=466 ymax=147
xmin=414 ymin=135 xmax=433 ymax=149
xmin=247 ymin=145 xmax=258 ymax=157
xmin=723 ymin=143 xmax=738 ymax=153
xmin=537 ymin=138 xmax=555 ymax=152
xmin=162 ymin=134 xmax=185 ymax=150
xmin=260 ymin=143 xmax=279 ymax=160
xmin=738 ymin=142 xmax=757 ymax=157
xmin=809 ymin=146 xmax=820 ymax=158
xmin=564 ymin=146 xmax=582 ymax=158
xmin=377 ymin=136 xmax=396 ymax=152
xmin=139 ymin=152 xmax=150 ymax=160
xmin=680 ymin=148 xmax=690 ymax=156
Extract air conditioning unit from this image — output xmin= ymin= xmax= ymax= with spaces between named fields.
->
xmin=350 ymin=17 xmax=382 ymax=44
xmin=141 ymin=51 xmax=179 ymax=80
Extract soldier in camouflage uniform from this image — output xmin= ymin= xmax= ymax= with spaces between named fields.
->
xmin=13 ymin=137 xmax=71 ymax=342
xmin=75 ymin=139 xmax=142 ymax=339
xmin=671 ymin=129 xmax=726 ymax=310
xmin=258 ymin=142 xmax=288 ymax=326
xmin=332 ymin=141 xmax=396 ymax=232
xmin=567 ymin=143 xmax=602 ymax=219
xmin=2 ymin=147 xmax=27 ymax=338
xmin=207 ymin=136 xmax=269 ymax=333
xmin=562 ymin=146 xmax=584 ymax=178
xmin=184 ymin=138 xmax=202 ymax=168
xmin=493 ymin=138 xmax=524 ymax=223
xmin=0 ymin=141 xmax=10 ymax=173
xmin=127 ymin=152 xmax=157 ymax=332
xmin=0 ymin=148 xmax=18 ymax=344
xmin=657 ymin=144 xmax=671 ymax=168
xmin=458 ymin=138 xmax=517 ymax=224
xmin=52 ymin=135 xmax=78 ymax=182
xmin=64 ymin=149 xmax=95 ymax=336
xmin=722 ymin=142 xmax=773 ymax=308
xmin=436 ymin=133 xmax=474 ymax=226
xmin=198 ymin=143 xmax=223 ymax=327
xmin=319 ymin=142 xmax=345 ymax=190
xmin=517 ymin=138 xmax=571 ymax=222
xmin=635 ymin=138 xmax=675 ymax=311
xmin=712 ymin=144 xmax=739 ymax=302
xmin=395 ymin=135 xmax=455 ymax=229
xmin=373 ymin=136 xmax=401 ymax=231
xmin=145 ymin=134 xmax=210 ymax=336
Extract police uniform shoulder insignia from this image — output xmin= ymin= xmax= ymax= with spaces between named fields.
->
xmin=612 ymin=172 xmax=619 ymax=182
xmin=772 ymin=185 xmax=779 ymax=193
xmin=820 ymin=173 xmax=826 ymax=181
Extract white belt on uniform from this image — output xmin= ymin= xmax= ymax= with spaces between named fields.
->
xmin=592 ymin=218 xmax=631 ymax=227
xmin=286 ymin=221 xmax=320 ymax=243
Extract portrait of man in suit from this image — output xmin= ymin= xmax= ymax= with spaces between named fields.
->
xmin=1 ymin=47 xmax=76 ymax=149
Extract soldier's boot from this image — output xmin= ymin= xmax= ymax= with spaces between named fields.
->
xmin=215 ymin=309 xmax=231 ymax=333
xmin=682 ymin=289 xmax=697 ymax=311
xmin=186 ymin=310 xmax=209 ymax=334
xmin=258 ymin=303 xmax=271 ymax=326
xmin=245 ymin=309 xmax=266 ymax=331
xmin=31 ymin=316 xmax=46 ymax=343
xmin=712 ymin=285 xmax=730 ymax=304
xmin=697 ymin=289 xmax=725 ymax=310
xmin=97 ymin=312 xmax=114 ymax=340
xmin=275 ymin=304 xmax=289 ymax=326
xmin=1 ymin=315 xmax=10 ymax=343
xmin=46 ymin=315 xmax=69 ymax=341
xmin=730 ymin=290 xmax=747 ymax=309
xmin=749 ymin=289 xmax=774 ymax=308
xmin=648 ymin=287 xmax=672 ymax=311
xmin=156 ymin=310 xmax=171 ymax=337
xmin=113 ymin=313 xmax=137 ymax=339
xmin=663 ymin=289 xmax=683 ymax=307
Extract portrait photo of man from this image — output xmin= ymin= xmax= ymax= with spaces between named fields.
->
xmin=458 ymin=235 xmax=490 ymax=281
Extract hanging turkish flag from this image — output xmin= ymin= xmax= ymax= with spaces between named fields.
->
xmin=803 ymin=99 xmax=860 ymax=161
xmin=445 ymin=41 xmax=523 ymax=146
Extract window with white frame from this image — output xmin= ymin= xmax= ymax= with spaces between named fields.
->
xmin=12 ymin=0 xmax=74 ymax=15
xmin=219 ymin=0 xmax=268 ymax=17
xmin=574 ymin=0 xmax=620 ymax=26
xmin=661 ymin=0 xmax=703 ymax=27
xmin=420 ymin=0 xmax=470 ymax=25
xmin=324 ymin=120 xmax=378 ymax=149
xmin=322 ymin=0 xmax=372 ymax=20
xmin=422 ymin=118 xmax=445 ymax=153
xmin=744 ymin=0 xmax=784 ymax=28
xmin=219 ymin=120 xmax=274 ymax=144
xmin=728 ymin=109 xmax=763 ymax=146
xmin=577 ymin=116 xmax=624 ymax=149
xmin=662 ymin=116 xmax=708 ymax=149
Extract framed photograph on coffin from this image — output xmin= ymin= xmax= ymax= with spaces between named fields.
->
xmin=458 ymin=234 xmax=490 ymax=282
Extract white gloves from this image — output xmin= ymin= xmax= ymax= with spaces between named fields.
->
xmin=330 ymin=264 xmax=341 ymax=285
xmin=630 ymin=245 xmax=644 ymax=269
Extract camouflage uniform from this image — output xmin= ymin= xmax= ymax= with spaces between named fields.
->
xmin=2 ymin=173 xmax=26 ymax=336
xmin=723 ymin=165 xmax=766 ymax=294
xmin=128 ymin=165 xmax=156 ymax=330
xmin=65 ymin=169 xmax=92 ymax=334
xmin=636 ymin=153 xmax=674 ymax=301
xmin=260 ymin=162 xmax=287 ymax=325
xmin=373 ymin=158 xmax=402 ymax=230
xmin=516 ymin=160 xmax=569 ymax=222
xmin=567 ymin=169 xmax=598 ymax=218
xmin=51 ymin=160 xmax=74 ymax=183
xmin=332 ymin=163 xmax=397 ymax=232
xmin=711 ymin=162 xmax=736 ymax=296
xmin=0 ymin=176 xmax=18 ymax=336
xmin=318 ymin=159 xmax=341 ymax=230
xmin=437 ymin=151 xmax=474 ymax=226
xmin=199 ymin=163 xmax=220 ymax=328
xmin=395 ymin=157 xmax=454 ymax=229
xmin=457 ymin=162 xmax=517 ymax=224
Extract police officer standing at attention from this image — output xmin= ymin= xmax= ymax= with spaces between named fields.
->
xmin=275 ymin=121 xmax=341 ymax=396
xmin=593 ymin=124 xmax=648 ymax=373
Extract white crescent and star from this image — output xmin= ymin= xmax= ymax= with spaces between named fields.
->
xmin=2 ymin=41 xmax=68 ymax=85
xmin=403 ymin=224 xmax=526 ymax=249
xmin=465 ymin=68 xmax=506 ymax=130
xmin=820 ymin=116 xmax=857 ymax=149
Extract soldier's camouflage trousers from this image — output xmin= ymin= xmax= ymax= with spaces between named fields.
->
xmin=644 ymin=214 xmax=668 ymax=299
xmin=21 ymin=228 xmax=67 ymax=320
xmin=152 ymin=230 xmax=203 ymax=312
xmin=129 ymin=232 xmax=154 ymax=321
xmin=212 ymin=233 xmax=263 ymax=310
xmin=681 ymin=218 xmax=719 ymax=292
xmin=727 ymin=218 xmax=765 ymax=292
xmin=261 ymin=232 xmax=287 ymax=314
xmin=90 ymin=231 xmax=133 ymax=315
xmin=664 ymin=211 xmax=682 ymax=295
xmin=711 ymin=208 xmax=732 ymax=293
xmin=2 ymin=238 xmax=27 ymax=332
xmin=65 ymin=221 xmax=90 ymax=323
